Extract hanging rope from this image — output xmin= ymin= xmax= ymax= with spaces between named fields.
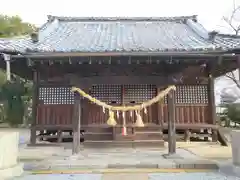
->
xmin=72 ymin=85 xmax=176 ymax=127
xmin=71 ymin=85 xmax=176 ymax=128
xmin=71 ymin=85 xmax=176 ymax=111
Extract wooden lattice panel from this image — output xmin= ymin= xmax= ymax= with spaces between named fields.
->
xmin=176 ymin=85 xmax=208 ymax=104
xmin=38 ymin=87 xmax=74 ymax=105
xmin=91 ymin=84 xmax=122 ymax=104
xmin=124 ymin=85 xmax=156 ymax=104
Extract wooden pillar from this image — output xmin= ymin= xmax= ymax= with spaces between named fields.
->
xmin=167 ymin=90 xmax=176 ymax=154
xmin=157 ymin=87 xmax=163 ymax=128
xmin=57 ymin=130 xmax=63 ymax=143
xmin=30 ymin=70 xmax=39 ymax=145
xmin=72 ymin=92 xmax=81 ymax=155
xmin=208 ymin=70 xmax=217 ymax=142
xmin=2 ymin=53 xmax=11 ymax=81
xmin=184 ymin=129 xmax=191 ymax=142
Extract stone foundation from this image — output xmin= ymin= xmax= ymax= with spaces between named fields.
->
xmin=0 ymin=131 xmax=23 ymax=179
xmin=231 ymin=130 xmax=240 ymax=166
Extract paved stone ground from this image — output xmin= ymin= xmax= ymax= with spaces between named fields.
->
xmin=21 ymin=147 xmax=220 ymax=171
xmin=14 ymin=172 xmax=240 ymax=180
xmin=2 ymin=127 xmax=240 ymax=178
xmin=176 ymin=142 xmax=232 ymax=160
xmin=14 ymin=128 xmax=233 ymax=161
xmin=3 ymin=127 xmax=231 ymax=161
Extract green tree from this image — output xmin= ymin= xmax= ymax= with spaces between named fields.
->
xmin=225 ymin=103 xmax=240 ymax=127
xmin=0 ymin=15 xmax=35 ymax=125
xmin=0 ymin=15 xmax=36 ymax=37
xmin=0 ymin=71 xmax=7 ymax=123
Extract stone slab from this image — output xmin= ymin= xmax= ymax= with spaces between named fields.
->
xmin=20 ymin=146 xmax=221 ymax=172
xmin=108 ymin=163 xmax=158 ymax=169
xmin=157 ymin=161 xmax=176 ymax=169
xmin=148 ymin=172 xmax=240 ymax=180
xmin=16 ymin=174 xmax=103 ymax=180
xmin=24 ymin=160 xmax=219 ymax=171
xmin=174 ymin=159 xmax=219 ymax=169
xmin=13 ymin=172 xmax=240 ymax=180
xmin=102 ymin=173 xmax=149 ymax=180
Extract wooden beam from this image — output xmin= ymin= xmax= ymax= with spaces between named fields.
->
xmin=72 ymin=93 xmax=81 ymax=155
xmin=30 ymin=70 xmax=39 ymax=145
xmin=167 ymin=90 xmax=176 ymax=154
xmin=69 ymin=75 xmax=183 ymax=86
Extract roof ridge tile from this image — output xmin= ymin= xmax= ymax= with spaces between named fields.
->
xmin=47 ymin=15 xmax=198 ymax=22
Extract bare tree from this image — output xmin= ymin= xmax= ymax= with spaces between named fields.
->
xmin=223 ymin=0 xmax=240 ymax=35
xmin=220 ymin=0 xmax=240 ymax=103
xmin=225 ymin=71 xmax=240 ymax=89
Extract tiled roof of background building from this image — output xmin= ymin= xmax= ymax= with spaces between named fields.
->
xmin=214 ymin=34 xmax=240 ymax=49
xmin=0 ymin=36 xmax=32 ymax=53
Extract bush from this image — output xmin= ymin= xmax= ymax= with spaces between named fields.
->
xmin=225 ymin=103 xmax=240 ymax=125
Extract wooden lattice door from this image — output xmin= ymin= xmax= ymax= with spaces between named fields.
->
xmin=123 ymin=85 xmax=158 ymax=125
xmin=86 ymin=84 xmax=122 ymax=125
xmin=85 ymin=84 xmax=158 ymax=126
xmin=160 ymin=85 xmax=210 ymax=124
xmin=37 ymin=86 xmax=74 ymax=126
xmin=175 ymin=85 xmax=209 ymax=124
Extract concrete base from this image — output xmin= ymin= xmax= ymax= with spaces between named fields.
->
xmin=0 ymin=163 xmax=23 ymax=180
xmin=231 ymin=130 xmax=240 ymax=166
xmin=233 ymin=166 xmax=240 ymax=177
xmin=162 ymin=153 xmax=183 ymax=159
xmin=0 ymin=132 xmax=23 ymax=179
xmin=66 ymin=153 xmax=85 ymax=160
xmin=218 ymin=161 xmax=240 ymax=178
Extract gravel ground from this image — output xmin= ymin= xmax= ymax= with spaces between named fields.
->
xmin=14 ymin=172 xmax=240 ymax=180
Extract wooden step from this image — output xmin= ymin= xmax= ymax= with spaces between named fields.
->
xmin=135 ymin=126 xmax=162 ymax=132
xmin=133 ymin=140 xmax=165 ymax=148
xmin=114 ymin=127 xmax=134 ymax=134
xmin=134 ymin=132 xmax=163 ymax=140
xmin=114 ymin=134 xmax=135 ymax=141
xmin=83 ymin=140 xmax=165 ymax=148
xmin=85 ymin=127 xmax=113 ymax=133
xmin=114 ymin=133 xmax=163 ymax=141
xmin=85 ymin=132 xmax=113 ymax=141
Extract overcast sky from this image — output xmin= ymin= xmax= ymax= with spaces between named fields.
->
xmin=1 ymin=0 xmax=240 ymax=33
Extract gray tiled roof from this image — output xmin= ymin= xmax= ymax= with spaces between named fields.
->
xmin=1 ymin=15 xmax=240 ymax=53
xmin=32 ymin=15 xmax=218 ymax=53
xmin=0 ymin=36 xmax=32 ymax=53
xmin=214 ymin=34 xmax=240 ymax=49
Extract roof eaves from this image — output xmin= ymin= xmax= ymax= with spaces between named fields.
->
xmin=17 ymin=48 xmax=228 ymax=58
